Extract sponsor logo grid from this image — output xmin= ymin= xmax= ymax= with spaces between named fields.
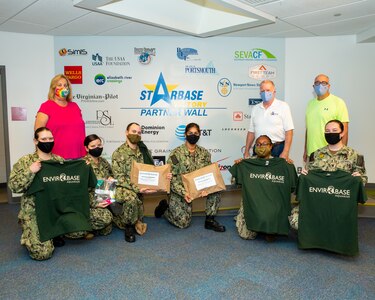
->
xmin=55 ymin=41 xmax=283 ymax=184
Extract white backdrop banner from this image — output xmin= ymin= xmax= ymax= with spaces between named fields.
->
xmin=54 ymin=36 xmax=285 ymax=184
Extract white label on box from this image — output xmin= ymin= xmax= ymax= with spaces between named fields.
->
xmin=138 ymin=171 xmax=159 ymax=186
xmin=194 ymin=172 xmax=216 ymax=190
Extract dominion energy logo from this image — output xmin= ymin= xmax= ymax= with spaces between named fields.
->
xmin=138 ymin=73 xmax=208 ymax=117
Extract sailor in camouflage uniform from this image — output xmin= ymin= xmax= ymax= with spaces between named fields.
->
xmin=8 ymin=128 xmax=65 ymax=260
xmin=111 ymin=123 xmax=157 ymax=242
xmin=83 ymin=134 xmax=113 ymax=236
xmin=155 ymin=123 xmax=225 ymax=231
xmin=289 ymin=120 xmax=367 ymax=229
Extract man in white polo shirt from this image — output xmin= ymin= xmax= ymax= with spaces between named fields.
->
xmin=244 ymin=80 xmax=294 ymax=161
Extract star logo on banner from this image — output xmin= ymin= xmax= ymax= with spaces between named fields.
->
xmin=144 ymin=73 xmax=178 ymax=106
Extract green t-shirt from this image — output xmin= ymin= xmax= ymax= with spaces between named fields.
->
xmin=297 ymin=169 xmax=366 ymax=256
xmin=230 ymin=158 xmax=297 ymax=235
xmin=305 ymin=94 xmax=349 ymax=155
xmin=27 ymin=160 xmax=97 ymax=242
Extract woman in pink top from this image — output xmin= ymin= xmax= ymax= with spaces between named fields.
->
xmin=34 ymin=74 xmax=86 ymax=159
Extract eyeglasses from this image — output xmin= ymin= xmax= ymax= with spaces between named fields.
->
xmin=255 ymin=142 xmax=271 ymax=147
xmin=314 ymin=81 xmax=329 ymax=86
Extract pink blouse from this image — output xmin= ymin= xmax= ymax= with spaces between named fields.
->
xmin=38 ymin=100 xmax=86 ymax=159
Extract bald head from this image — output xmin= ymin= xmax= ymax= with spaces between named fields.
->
xmin=314 ymin=74 xmax=329 ymax=84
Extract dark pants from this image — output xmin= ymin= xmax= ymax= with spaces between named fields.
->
xmin=253 ymin=141 xmax=284 ymax=158
xmin=271 ymin=142 xmax=285 ymax=157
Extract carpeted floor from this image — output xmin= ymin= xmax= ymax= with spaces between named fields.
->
xmin=0 ymin=203 xmax=374 ymax=299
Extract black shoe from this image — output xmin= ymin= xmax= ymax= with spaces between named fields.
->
xmin=154 ymin=199 xmax=168 ymax=218
xmin=52 ymin=236 xmax=65 ymax=247
xmin=265 ymin=234 xmax=277 ymax=243
xmin=125 ymin=224 xmax=136 ymax=243
xmin=205 ymin=216 xmax=226 ymax=232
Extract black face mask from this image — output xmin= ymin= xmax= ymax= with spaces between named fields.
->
xmin=88 ymin=147 xmax=103 ymax=158
xmin=37 ymin=141 xmax=54 ymax=153
xmin=186 ymin=134 xmax=200 ymax=145
xmin=325 ymin=132 xmax=342 ymax=145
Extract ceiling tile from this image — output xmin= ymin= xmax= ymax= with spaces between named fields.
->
xmin=222 ymin=18 xmax=306 ymax=37
xmin=256 ymin=0 xmax=371 ymax=18
xmin=11 ymin=0 xmax=89 ymax=28
xmin=0 ymin=19 xmax=51 ymax=34
xmin=0 ymin=0 xmax=36 ymax=19
xmin=47 ymin=12 xmax=132 ymax=35
xmin=306 ymin=14 xmax=375 ymax=36
xmin=284 ymin=2 xmax=375 ymax=27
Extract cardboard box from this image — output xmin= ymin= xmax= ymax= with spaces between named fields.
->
xmin=182 ymin=163 xmax=226 ymax=200
xmin=131 ymin=161 xmax=171 ymax=193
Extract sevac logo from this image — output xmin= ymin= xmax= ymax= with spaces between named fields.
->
xmin=217 ymin=78 xmax=232 ymax=97
xmin=234 ymin=48 xmax=276 ymax=61
xmin=137 ymin=72 xmax=209 ymax=117
xmin=249 ymin=64 xmax=276 ymax=80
